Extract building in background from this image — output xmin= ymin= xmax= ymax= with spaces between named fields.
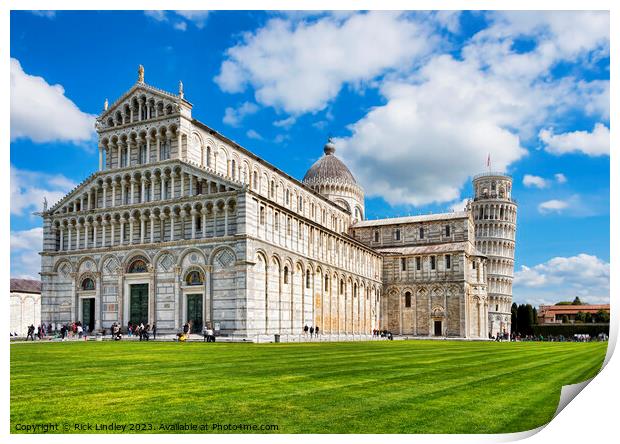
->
xmin=10 ymin=279 xmax=41 ymax=335
xmin=538 ymin=304 xmax=610 ymax=324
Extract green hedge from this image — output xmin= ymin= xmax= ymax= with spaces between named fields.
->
xmin=532 ymin=323 xmax=609 ymax=337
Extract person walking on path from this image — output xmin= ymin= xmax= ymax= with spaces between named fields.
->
xmin=26 ymin=324 xmax=35 ymax=341
xmin=315 ymin=326 xmax=319 ymax=338
xmin=304 ymin=325 xmax=309 ymax=337
xmin=152 ymin=323 xmax=157 ymax=340
xmin=310 ymin=326 xmax=314 ymax=339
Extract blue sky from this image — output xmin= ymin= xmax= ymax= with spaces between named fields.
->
xmin=10 ymin=10 xmax=610 ymax=306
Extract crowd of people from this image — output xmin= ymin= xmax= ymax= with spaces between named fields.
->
xmin=11 ymin=322 xmax=93 ymax=341
xmin=506 ymin=332 xmax=609 ymax=342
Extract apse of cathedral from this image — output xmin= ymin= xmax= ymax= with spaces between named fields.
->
xmin=39 ymin=67 xmax=516 ymax=339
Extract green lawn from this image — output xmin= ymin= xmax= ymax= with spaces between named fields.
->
xmin=11 ymin=340 xmax=606 ymax=434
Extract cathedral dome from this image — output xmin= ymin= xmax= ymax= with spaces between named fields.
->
xmin=303 ymin=139 xmax=357 ymax=186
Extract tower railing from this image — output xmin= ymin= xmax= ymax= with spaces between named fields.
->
xmin=473 ymin=171 xmax=512 ymax=180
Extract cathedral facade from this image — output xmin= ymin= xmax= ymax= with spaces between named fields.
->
xmin=39 ymin=68 xmax=516 ymax=339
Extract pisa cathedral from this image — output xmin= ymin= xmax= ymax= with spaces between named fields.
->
xmin=39 ymin=67 xmax=516 ymax=339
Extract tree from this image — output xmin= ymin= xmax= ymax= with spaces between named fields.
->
xmin=595 ymin=310 xmax=610 ymax=323
xmin=511 ymin=303 xmax=518 ymax=334
xmin=561 ymin=315 xmax=569 ymax=324
xmin=575 ymin=311 xmax=587 ymax=323
xmin=572 ymin=297 xmax=583 ymax=305
xmin=584 ymin=312 xmax=593 ymax=323
xmin=532 ymin=307 xmax=538 ymax=324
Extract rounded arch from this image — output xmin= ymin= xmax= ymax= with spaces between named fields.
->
xmin=183 ymin=266 xmax=206 ymax=286
xmin=209 ymin=245 xmax=237 ymax=269
xmin=177 ymin=247 xmax=207 ymax=267
xmin=79 ymin=274 xmax=96 ymax=291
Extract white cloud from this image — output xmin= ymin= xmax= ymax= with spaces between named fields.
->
xmin=539 ymin=123 xmax=610 ymax=156
xmin=538 ymin=199 xmax=569 ymax=214
xmin=222 ymin=102 xmax=259 ymax=127
xmin=10 ymin=58 xmax=96 ymax=144
xmin=11 ymin=228 xmax=43 ymax=279
xmin=11 ymin=165 xmax=76 ymax=216
xmin=31 ymin=11 xmax=56 ymax=19
xmin=173 ymin=21 xmax=188 ymax=31
xmin=432 ymin=11 xmax=461 ymax=34
xmin=175 ymin=10 xmax=209 ymax=28
xmin=246 ymin=129 xmax=263 ymax=140
xmin=215 ymin=12 xmax=437 ymax=114
xmin=554 ymin=173 xmax=567 ymax=184
xmin=144 ymin=10 xmax=167 ymax=22
xmin=514 ymin=254 xmax=609 ymax=305
xmin=523 ymin=174 xmax=549 ymax=189
xmin=449 ymin=198 xmax=470 ymax=213
xmin=336 ymin=55 xmax=530 ymax=206
xmin=145 ymin=10 xmax=209 ymax=30
xmin=273 ymin=116 xmax=296 ymax=129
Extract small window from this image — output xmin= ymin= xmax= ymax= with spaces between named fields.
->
xmin=283 ymin=266 xmax=289 ymax=284
xmin=416 ymin=257 xmax=421 ymax=271
xmin=324 ymin=274 xmax=329 ymax=291
xmin=270 ymin=181 xmax=275 ymax=198
xmin=374 ymin=230 xmax=379 ymax=242
xmin=274 ymin=212 xmax=279 ymax=231
xmin=394 ymin=229 xmax=401 ymax=241
xmin=405 ymin=292 xmax=412 ymax=308
xmin=496 ymin=304 xmax=499 ymax=312
xmin=259 ymin=207 xmax=265 ymax=225
xmin=186 ymin=270 xmax=204 ymax=286
xmin=445 ymin=225 xmax=450 ymax=237
xmin=401 ymin=257 xmax=406 ymax=271
xmin=306 ymin=270 xmax=311 ymax=289
xmin=340 ymin=280 xmax=345 ymax=294
xmin=81 ymin=277 xmax=95 ymax=291
xmin=446 ymin=254 xmax=451 ymax=269
xmin=431 ymin=256 xmax=436 ymax=270
xmin=419 ymin=227 xmax=424 ymax=239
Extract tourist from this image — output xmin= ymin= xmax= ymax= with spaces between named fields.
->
xmin=128 ymin=322 xmax=133 ymax=337
xmin=152 ymin=323 xmax=157 ymax=340
xmin=26 ymin=324 xmax=35 ymax=341
xmin=310 ymin=326 xmax=314 ymax=338
xmin=304 ymin=325 xmax=309 ymax=337
xmin=77 ymin=323 xmax=83 ymax=339
xmin=144 ymin=324 xmax=150 ymax=341
xmin=315 ymin=326 xmax=319 ymax=337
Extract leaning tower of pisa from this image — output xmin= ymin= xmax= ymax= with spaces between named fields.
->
xmin=470 ymin=172 xmax=517 ymax=337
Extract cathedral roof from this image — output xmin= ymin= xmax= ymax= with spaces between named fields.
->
xmin=353 ymin=211 xmax=469 ymax=228
xmin=303 ymin=138 xmax=358 ymax=187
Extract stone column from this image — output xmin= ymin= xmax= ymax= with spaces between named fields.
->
xmin=171 ymin=171 xmax=176 ymax=199
xmin=119 ymin=218 xmax=125 ymax=245
xmin=146 ymin=136 xmax=150 ymax=164
xmin=180 ymin=172 xmax=185 ymax=197
xmin=156 ymin=135 xmax=161 ymax=162
xmin=129 ymin=217 xmax=135 ymax=244
xmin=98 ymin=144 xmax=104 ymax=171
xmin=102 ymin=183 xmax=108 ymax=209
xmin=102 ymin=220 xmax=107 ymax=247
xmin=140 ymin=216 xmax=145 ymax=244
xmin=59 ymin=226 xmax=64 ymax=251
xmin=76 ymin=223 xmax=82 ymax=250
xmin=190 ymin=209 xmax=196 ymax=239
xmin=130 ymin=179 xmax=136 ymax=205
xmin=161 ymin=174 xmax=166 ymax=200
xmin=67 ymin=226 xmax=73 ymax=251
xmin=213 ymin=207 xmax=217 ymax=237
xmin=141 ymin=178 xmax=146 ymax=203
xmin=178 ymin=132 xmax=183 ymax=160
xmin=93 ymin=221 xmax=98 ymax=248
xmin=121 ymin=180 xmax=127 ymax=205
xmin=170 ymin=214 xmax=176 ymax=241
xmin=151 ymin=177 xmax=156 ymax=202
xmin=150 ymin=215 xmax=156 ymax=243
xmin=224 ymin=205 xmax=229 ymax=236
xmin=201 ymin=208 xmax=207 ymax=238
